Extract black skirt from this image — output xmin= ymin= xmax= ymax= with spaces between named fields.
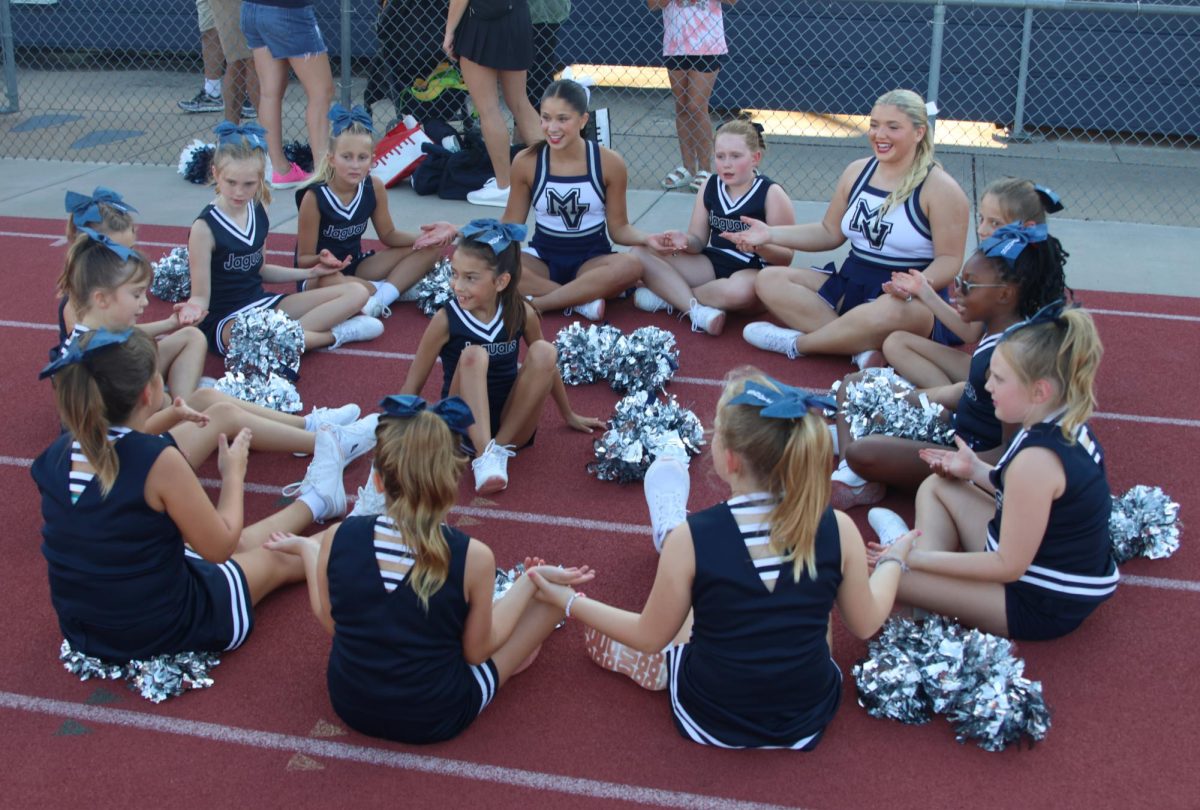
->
xmin=455 ymin=0 xmax=533 ymax=71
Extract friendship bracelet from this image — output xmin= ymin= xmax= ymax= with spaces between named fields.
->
xmin=876 ymin=556 xmax=909 ymax=573
xmin=565 ymin=591 xmax=586 ymax=618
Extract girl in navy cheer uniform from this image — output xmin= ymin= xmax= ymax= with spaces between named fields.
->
xmin=528 ymin=370 xmax=915 ymax=749
xmin=875 ymin=304 xmax=1118 ymax=640
xmin=266 ymin=394 xmax=594 ymax=744
xmin=32 ymin=329 xmax=343 ymax=665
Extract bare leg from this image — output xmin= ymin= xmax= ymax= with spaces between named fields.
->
xmin=692 ymin=270 xmax=761 ymax=312
xmin=526 ymin=253 xmax=642 ymax=312
xmin=250 ymin=48 xmax=291 ymax=172
xmin=353 ymin=245 xmax=441 ymax=292
xmin=287 ymin=51 xmax=335 ymax=166
xmin=498 ymin=69 xmax=542 ymax=148
xmin=914 ymin=474 xmax=993 ymax=553
xmin=275 ymin=285 xmax=372 ymax=350
xmin=494 ymin=340 xmax=556 ymax=448
xmin=222 ymin=58 xmax=258 ymax=123
xmin=460 ymin=58 xmax=511 ymax=188
xmin=157 ymin=327 xmax=208 ymax=398
xmin=632 ymin=245 xmax=716 ymax=312
xmin=491 ymin=598 xmax=566 ymax=684
xmin=170 ymin=401 xmax=316 ymax=466
xmin=233 ymin=502 xmax=315 ymax=601
xmin=680 ymin=69 xmax=717 ymax=175
xmin=201 ymin=27 xmax=224 ymax=82
xmin=667 ymin=70 xmax=693 ymax=172
xmin=845 ymin=435 xmax=950 ymax=492
xmin=447 ymin=345 xmax=493 ymax=454
xmin=754 ymin=265 xmax=839 ymax=333
xmin=793 ymin=295 xmax=936 ymax=357
xmin=187 ymin=387 xmax=307 ymax=429
xmin=883 ymin=330 xmax=970 ymax=388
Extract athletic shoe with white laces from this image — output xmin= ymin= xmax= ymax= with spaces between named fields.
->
xmin=331 ymin=413 xmax=380 ymax=465
xmin=633 ymin=287 xmax=672 ymax=314
xmin=567 ymin=298 xmax=605 ymax=322
xmin=330 ymin=315 xmax=384 ymax=348
xmin=466 ymin=178 xmax=511 ymax=207
xmin=584 ymin=626 xmax=668 ymax=691
xmin=688 ymin=298 xmax=726 ymax=336
xmin=742 ymin=322 xmax=802 ymax=359
xmin=868 ymin=507 xmax=910 ymax=547
xmin=305 ymin=403 xmax=361 ymax=432
xmin=348 ymin=465 xmax=387 ymax=517
xmin=361 ymin=295 xmax=392 ymax=319
xmin=830 ymin=458 xmax=886 ymax=510
xmin=282 ymin=427 xmax=346 ymax=522
xmin=472 ymin=439 xmax=516 ymax=494
xmin=644 ymin=449 xmax=690 ymax=553
xmin=178 ymin=90 xmax=223 ymax=113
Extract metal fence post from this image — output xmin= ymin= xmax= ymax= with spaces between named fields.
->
xmin=1005 ymin=7 xmax=1037 ymax=143
xmin=0 ymin=0 xmax=18 ymax=114
xmin=926 ymin=0 xmax=945 ymax=132
xmin=340 ymin=0 xmax=353 ymax=109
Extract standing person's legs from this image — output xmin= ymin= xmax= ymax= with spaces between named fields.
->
xmin=288 ymin=52 xmax=335 ymax=166
xmin=460 ymin=58 xmax=512 ymax=188
xmin=681 ymin=68 xmax=718 ymax=177
xmin=498 ymin=70 xmax=542 ymax=148
xmin=210 ymin=0 xmax=254 ymax=122
xmin=667 ymin=69 xmax=693 ymax=174
xmin=250 ymin=48 xmax=293 ymax=172
xmin=198 ymin=0 xmax=224 ymax=88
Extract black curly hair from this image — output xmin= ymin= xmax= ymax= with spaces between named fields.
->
xmin=979 ymin=234 xmax=1072 ymax=318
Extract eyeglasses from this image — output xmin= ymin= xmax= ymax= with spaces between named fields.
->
xmin=953 ymin=273 xmax=1008 ymax=295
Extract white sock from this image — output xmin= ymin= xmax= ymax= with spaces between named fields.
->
xmin=373 ymin=281 xmax=401 ymax=307
xmin=298 ymin=489 xmax=327 ymax=522
xmin=834 ymin=458 xmax=868 ymax=487
xmin=303 ymin=412 xmax=317 ymax=432
xmin=204 ymin=78 xmax=222 ymax=98
xmin=828 ymin=423 xmax=839 ymax=456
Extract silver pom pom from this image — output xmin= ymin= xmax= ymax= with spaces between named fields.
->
xmin=841 ymin=368 xmax=955 ymax=445
xmin=150 ymin=246 xmax=191 ymax=303
xmin=589 ymin=390 xmax=705 ymax=483
xmin=608 ymin=326 xmax=679 ymax=394
xmin=1109 ymin=485 xmax=1182 ymax=562
xmin=414 ymin=256 xmax=454 ymax=317
xmin=213 ymin=371 xmax=303 ymax=413
xmin=224 ymin=307 xmax=304 ymax=381
xmin=494 ymin=564 xmax=526 ymax=602
xmin=555 ymin=322 xmax=622 ymax=385
xmin=59 ymin=639 xmax=220 ymax=704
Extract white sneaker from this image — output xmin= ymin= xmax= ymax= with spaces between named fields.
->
xmin=361 ymin=295 xmax=392 ymax=319
xmin=282 ymin=427 xmax=346 ymax=523
xmin=330 ymin=315 xmax=384 ymax=349
xmin=348 ymin=465 xmax=387 ymax=517
xmin=471 ymin=439 xmax=516 ymax=494
xmin=466 ymin=178 xmax=511 ymax=207
xmin=868 ymin=507 xmax=910 ymax=547
xmin=567 ymin=298 xmax=605 ymax=322
xmin=828 ymin=423 xmax=839 ymax=456
xmin=331 ymin=413 xmax=379 ymax=465
xmin=853 ymin=350 xmax=885 ymax=370
xmin=688 ymin=299 xmax=726 ymax=336
xmin=644 ymin=453 xmax=690 ymax=553
xmin=634 ymin=287 xmax=672 ymax=314
xmin=742 ymin=322 xmax=802 ymax=359
xmin=305 ymin=403 xmax=361 ymax=432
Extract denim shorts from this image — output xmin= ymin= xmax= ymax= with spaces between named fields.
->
xmin=241 ymin=2 xmax=326 ymax=59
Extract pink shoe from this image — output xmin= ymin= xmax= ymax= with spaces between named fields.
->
xmin=271 ymin=162 xmax=310 ymax=189
xmin=584 ymin=627 xmax=667 ymax=691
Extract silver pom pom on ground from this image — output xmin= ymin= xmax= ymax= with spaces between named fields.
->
xmin=60 ymin=639 xmax=220 ymax=704
xmin=589 ymin=390 xmax=705 ymax=483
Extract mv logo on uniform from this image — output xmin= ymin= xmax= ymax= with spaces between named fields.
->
xmin=547 ymin=188 xmax=590 ymax=230
xmin=848 ymin=199 xmax=893 ymax=250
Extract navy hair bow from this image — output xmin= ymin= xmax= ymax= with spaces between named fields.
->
xmin=328 ymin=103 xmax=374 ymax=136
xmin=981 ymin=222 xmax=1048 ymax=265
xmin=728 ymin=377 xmax=835 ymax=419
xmin=379 ymin=394 xmax=475 ymax=437
xmin=1034 ymin=184 xmax=1065 ymax=214
xmin=39 ymin=328 xmax=133 ymax=380
xmin=64 ymin=187 xmax=137 ymax=228
xmin=214 ymin=121 xmax=267 ymax=151
xmin=77 ymin=226 xmax=137 ymax=261
xmin=1001 ymin=298 xmax=1067 ymax=339
xmin=460 ymin=219 xmax=527 ymax=254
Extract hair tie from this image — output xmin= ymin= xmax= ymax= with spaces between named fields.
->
xmin=64 ymin=187 xmax=137 ymax=228
xmin=727 ymin=376 xmax=835 ymax=420
xmin=460 ymin=219 xmax=527 ymax=255
xmin=39 ymin=328 xmax=133 ymax=380
xmin=1001 ymin=298 xmax=1067 ymax=340
xmin=76 ymin=226 xmax=138 ymax=262
xmin=379 ymin=394 xmax=475 ymax=437
xmin=980 ymin=222 xmax=1048 ymax=265
xmin=328 ymin=103 xmax=375 ymax=136
xmin=214 ymin=121 xmax=267 ymax=151
xmin=1033 ymin=184 xmax=1065 ymax=214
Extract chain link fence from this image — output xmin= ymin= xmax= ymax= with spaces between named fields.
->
xmin=0 ymin=0 xmax=1197 ymax=226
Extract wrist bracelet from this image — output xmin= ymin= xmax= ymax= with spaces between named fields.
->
xmin=565 ymin=591 xmax=586 ymax=618
xmin=876 ymin=556 xmax=908 ymax=573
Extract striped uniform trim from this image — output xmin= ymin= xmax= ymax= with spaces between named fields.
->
xmin=59 ymin=324 xmax=91 ymax=358
xmin=184 ymin=548 xmax=251 ymax=650
xmin=530 ymin=140 xmax=607 ymax=240
xmin=209 ymin=203 xmax=257 ymax=247
xmin=319 ymin=181 xmax=364 ymax=220
xmin=68 ymin=426 xmax=131 ymax=504
xmin=985 ymin=530 xmax=1120 ymax=597
xmin=447 ymin=297 xmax=506 ymax=343
xmin=728 ymin=492 xmax=782 ymax=587
xmin=847 ymin=245 xmax=932 ymax=271
xmin=469 ymin=660 xmax=499 ymax=714
xmin=213 ymin=294 xmax=283 ymax=355
xmin=373 ymin=516 xmax=414 ymax=593
xmin=974 ymin=331 xmax=1001 ymax=356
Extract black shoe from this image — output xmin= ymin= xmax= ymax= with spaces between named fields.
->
xmin=178 ymin=90 xmax=223 ymax=114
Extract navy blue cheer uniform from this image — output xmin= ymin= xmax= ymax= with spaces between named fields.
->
xmin=951 ymin=331 xmax=1003 ymax=451
xmin=667 ymin=494 xmax=843 ymax=749
xmin=32 ymin=428 xmax=252 ymax=662
xmin=987 ymin=413 xmax=1118 ymax=640
xmin=294 ymin=180 xmax=377 ymax=286
xmin=325 ymin=515 xmax=499 ymax=744
xmin=439 ymin=297 xmax=520 ymax=437
xmin=196 ymin=201 xmax=283 ymax=355
xmin=524 ymin=140 xmax=613 ymax=285
xmin=701 ymin=174 xmax=776 ymax=278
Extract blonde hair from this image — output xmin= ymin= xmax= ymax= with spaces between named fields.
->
xmin=212 ymin=139 xmax=273 ymax=205
xmin=55 ymin=329 xmax=159 ymax=496
xmin=303 ymin=123 xmax=375 ymax=191
xmin=981 ymin=177 xmax=1052 ymax=225
xmin=873 ymin=89 xmax=938 ymax=215
xmin=997 ymin=308 xmax=1103 ymax=440
xmin=716 ymin=368 xmax=833 ymax=582
xmin=58 ymin=233 xmax=152 ymax=314
xmin=715 ymin=119 xmax=766 ymax=156
xmin=373 ymin=411 xmax=467 ymax=611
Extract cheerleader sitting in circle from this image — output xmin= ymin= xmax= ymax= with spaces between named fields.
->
xmin=176 ymin=122 xmax=383 ymax=357
xmin=867 ymin=304 xmax=1118 ymax=641
xmin=527 ymin=369 xmax=915 ymax=750
xmin=265 ymin=394 xmax=594 ymax=744
xmin=32 ymin=328 xmax=336 ymax=666
xmin=295 ymin=104 xmax=457 ymax=319
xmin=633 ymin=119 xmax=796 ymax=335
xmin=401 ymin=220 xmax=603 ymax=494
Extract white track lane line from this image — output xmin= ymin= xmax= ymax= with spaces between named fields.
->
xmin=0 ymin=455 xmax=1194 ymax=592
xmin=0 ymin=691 xmax=802 ymax=810
xmin=0 ymin=230 xmax=294 ymax=259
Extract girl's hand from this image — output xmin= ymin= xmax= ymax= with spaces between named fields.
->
xmin=526 ymin=569 xmax=575 ymax=609
xmin=264 ymin=531 xmax=318 ymax=558
xmin=919 ymin=435 xmax=977 ymax=480
xmin=310 ymin=262 xmax=344 ymax=278
xmin=530 ymin=564 xmax=595 ymax=587
xmin=170 ymin=396 xmax=209 ymax=426
xmin=317 ymin=249 xmax=351 ymax=271
xmin=566 ymin=412 xmax=606 ymax=434
xmin=866 ymin=529 xmax=920 ymax=568
xmin=163 ymin=312 xmax=182 ymax=331
xmin=882 ymin=269 xmax=928 ymax=302
xmin=174 ymin=300 xmax=205 ymax=326
xmin=720 ymin=216 xmax=769 ymax=248
xmin=442 ymin=32 xmax=456 ymax=60
xmin=413 ymin=221 xmax=457 ymax=250
xmin=217 ymin=428 xmax=251 ymax=479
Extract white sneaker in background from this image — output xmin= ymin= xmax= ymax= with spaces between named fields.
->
xmin=742 ymin=322 xmax=803 ymax=359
